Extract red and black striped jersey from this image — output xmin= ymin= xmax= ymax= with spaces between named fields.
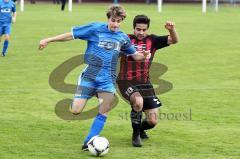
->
xmin=118 ymin=34 xmax=169 ymax=83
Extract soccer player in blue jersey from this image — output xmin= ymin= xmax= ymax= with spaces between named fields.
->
xmin=39 ymin=5 xmax=149 ymax=150
xmin=0 ymin=0 xmax=16 ymax=57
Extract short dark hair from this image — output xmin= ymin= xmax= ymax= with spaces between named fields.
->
xmin=133 ymin=15 xmax=150 ymax=29
xmin=106 ymin=5 xmax=126 ymax=20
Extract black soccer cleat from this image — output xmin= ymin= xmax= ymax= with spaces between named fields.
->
xmin=132 ymin=133 xmax=142 ymax=147
xmin=140 ymin=130 xmax=149 ymax=140
xmin=81 ymin=144 xmax=89 ymax=151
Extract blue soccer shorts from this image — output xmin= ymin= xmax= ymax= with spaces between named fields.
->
xmin=74 ymin=73 xmax=116 ymax=99
xmin=0 ymin=24 xmax=11 ymax=36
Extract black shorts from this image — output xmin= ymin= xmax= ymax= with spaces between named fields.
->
xmin=117 ymin=80 xmax=162 ymax=110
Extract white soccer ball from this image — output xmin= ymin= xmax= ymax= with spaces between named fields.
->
xmin=87 ymin=136 xmax=109 ymax=157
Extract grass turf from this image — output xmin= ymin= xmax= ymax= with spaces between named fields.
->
xmin=0 ymin=3 xmax=239 ymax=159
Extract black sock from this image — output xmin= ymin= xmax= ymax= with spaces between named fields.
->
xmin=130 ymin=109 xmax=142 ymax=135
xmin=140 ymin=119 xmax=155 ymax=131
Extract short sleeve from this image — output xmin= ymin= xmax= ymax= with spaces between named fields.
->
xmin=121 ymin=34 xmax=136 ymax=56
xmin=152 ymin=35 xmax=169 ymax=50
xmin=12 ymin=3 xmax=16 ymax=12
xmin=71 ymin=23 xmax=96 ymax=40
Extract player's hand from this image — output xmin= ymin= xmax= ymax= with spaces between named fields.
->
xmin=12 ymin=17 xmax=16 ymax=23
xmin=39 ymin=39 xmax=48 ymax=50
xmin=143 ymin=50 xmax=151 ymax=59
xmin=165 ymin=21 xmax=175 ymax=31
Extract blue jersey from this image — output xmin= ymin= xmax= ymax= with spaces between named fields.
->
xmin=72 ymin=22 xmax=136 ymax=82
xmin=0 ymin=0 xmax=16 ymax=24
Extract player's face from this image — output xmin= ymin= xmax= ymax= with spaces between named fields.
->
xmin=134 ymin=23 xmax=148 ymax=40
xmin=108 ymin=16 xmax=123 ymax=32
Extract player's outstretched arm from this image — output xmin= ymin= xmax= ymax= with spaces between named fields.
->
xmin=131 ymin=50 xmax=151 ymax=61
xmin=39 ymin=32 xmax=73 ymax=50
xmin=165 ymin=21 xmax=179 ymax=44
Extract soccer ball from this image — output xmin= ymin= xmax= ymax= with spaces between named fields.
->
xmin=87 ymin=136 xmax=109 ymax=157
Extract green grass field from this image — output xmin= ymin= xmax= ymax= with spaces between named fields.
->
xmin=0 ymin=3 xmax=240 ymax=159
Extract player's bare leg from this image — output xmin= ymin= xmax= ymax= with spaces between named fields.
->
xmin=71 ymin=98 xmax=89 ymax=151
xmin=141 ymin=108 xmax=159 ymax=139
xmin=4 ymin=34 xmax=10 ymax=41
xmin=98 ymin=92 xmax=115 ymax=115
xmin=130 ymin=92 xmax=143 ymax=147
xmin=2 ymin=35 xmax=10 ymax=56
xmin=69 ymin=98 xmax=88 ymax=115
xmin=82 ymin=92 xmax=115 ymax=151
xmin=0 ymin=36 xmax=1 ymax=56
xmin=130 ymin=92 xmax=143 ymax=111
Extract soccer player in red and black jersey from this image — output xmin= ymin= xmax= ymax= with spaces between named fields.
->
xmin=117 ymin=15 xmax=179 ymax=147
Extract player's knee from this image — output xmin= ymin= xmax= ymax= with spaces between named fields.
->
xmin=70 ymin=109 xmax=80 ymax=115
xmin=4 ymin=36 xmax=10 ymax=41
xmin=69 ymin=106 xmax=81 ymax=115
xmin=147 ymin=113 xmax=158 ymax=126
xmin=69 ymin=102 xmax=81 ymax=115
xmin=147 ymin=116 xmax=158 ymax=126
xmin=132 ymin=96 xmax=143 ymax=111
xmin=148 ymin=119 xmax=158 ymax=126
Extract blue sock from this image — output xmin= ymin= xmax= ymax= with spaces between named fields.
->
xmin=2 ymin=40 xmax=9 ymax=55
xmin=84 ymin=113 xmax=107 ymax=144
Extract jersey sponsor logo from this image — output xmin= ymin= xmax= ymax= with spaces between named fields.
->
xmin=1 ymin=8 xmax=11 ymax=13
xmin=98 ymin=40 xmax=120 ymax=51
